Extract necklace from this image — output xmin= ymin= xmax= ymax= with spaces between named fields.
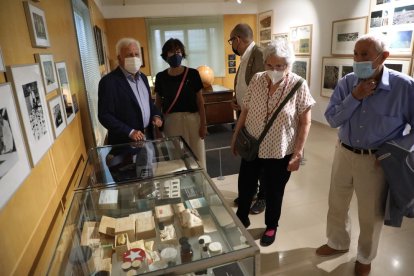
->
xmin=264 ymin=76 xmax=288 ymax=124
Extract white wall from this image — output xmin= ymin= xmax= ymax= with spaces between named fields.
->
xmin=258 ymin=0 xmax=370 ymax=124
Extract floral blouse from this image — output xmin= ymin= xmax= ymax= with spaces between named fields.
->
xmin=243 ymin=71 xmax=315 ymax=159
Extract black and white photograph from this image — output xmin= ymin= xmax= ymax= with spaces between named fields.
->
xmin=384 ymin=57 xmax=412 ymax=75
xmin=258 ymin=10 xmax=273 ymax=46
xmin=0 ymin=46 xmax=5 ymax=72
xmin=0 ymin=83 xmax=31 ymax=209
xmin=23 ymin=1 xmax=50 ymax=48
xmin=332 ymin=17 xmax=368 ymax=55
xmin=228 ymin=60 xmax=236 ymax=67
xmin=272 ymin=33 xmax=289 ymax=42
xmin=321 ymin=57 xmax=353 ymax=98
xmin=393 ymin=5 xmax=414 ymax=25
xmin=47 ymin=95 xmax=67 ymax=138
xmin=55 ymin=61 xmax=75 ymax=124
xmin=292 ymin=56 xmax=311 ymax=84
xmin=370 ymin=10 xmax=390 ymax=28
xmin=72 ymin=93 xmax=79 ymax=113
xmin=341 ymin=65 xmax=354 ymax=77
xmin=35 ymin=53 xmax=58 ymax=94
xmin=229 ymin=67 xmax=236 ymax=74
xmin=228 ymin=54 xmax=236 ymax=61
xmin=6 ymin=64 xmax=53 ymax=166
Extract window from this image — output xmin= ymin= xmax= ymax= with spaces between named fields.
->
xmin=147 ymin=16 xmax=225 ymax=77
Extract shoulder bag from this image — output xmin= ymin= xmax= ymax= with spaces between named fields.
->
xmin=164 ymin=67 xmax=189 ymax=115
xmin=235 ymin=78 xmax=304 ymax=161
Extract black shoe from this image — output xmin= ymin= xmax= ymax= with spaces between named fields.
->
xmin=250 ymin=199 xmax=266 ymax=214
xmin=233 ymin=197 xmax=239 ymax=206
xmin=260 ymin=228 xmax=276 ymax=246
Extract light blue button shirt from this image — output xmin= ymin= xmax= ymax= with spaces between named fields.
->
xmin=120 ymin=68 xmax=150 ymax=129
xmin=325 ymin=66 xmax=414 ymax=149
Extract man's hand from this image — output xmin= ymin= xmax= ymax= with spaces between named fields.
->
xmin=152 ymin=116 xmax=163 ymax=128
xmin=352 ymin=78 xmax=378 ymax=100
xmin=129 ymin=130 xmax=145 ymax=141
xmin=231 ymin=98 xmax=240 ymax=111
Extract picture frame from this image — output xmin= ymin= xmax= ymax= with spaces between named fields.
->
xmin=93 ymin=25 xmax=105 ymax=66
xmin=272 ymin=33 xmax=289 ymax=42
xmin=331 ymin=17 xmax=368 ymax=55
xmin=23 ymin=1 xmax=50 ymax=48
xmin=141 ymin=47 xmax=145 ymax=68
xmin=0 ymin=83 xmax=31 ymax=209
xmin=384 ymin=57 xmax=412 ymax=75
xmin=72 ymin=93 xmax=79 ymax=113
xmin=258 ymin=10 xmax=273 ymax=47
xmin=228 ymin=60 xmax=236 ymax=67
xmin=320 ymin=57 xmax=354 ymax=98
xmin=289 ymin=24 xmax=312 ymax=55
xmin=292 ymin=56 xmax=311 ymax=85
xmin=6 ymin=64 xmax=54 ymax=166
xmin=55 ymin=61 xmax=75 ymax=124
xmin=228 ymin=54 xmax=236 ymax=61
xmin=35 ymin=53 xmax=58 ymax=94
xmin=0 ymin=46 xmax=5 ymax=72
xmin=47 ymin=94 xmax=67 ymax=138
xmin=229 ymin=67 xmax=236 ymax=74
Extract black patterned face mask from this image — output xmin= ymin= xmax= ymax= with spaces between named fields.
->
xmin=167 ymin=54 xmax=183 ymax=68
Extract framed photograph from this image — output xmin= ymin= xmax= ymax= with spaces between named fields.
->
xmin=47 ymin=94 xmax=66 ymax=138
xmin=72 ymin=93 xmax=79 ymax=113
xmin=228 ymin=54 xmax=236 ymax=61
xmin=6 ymin=64 xmax=53 ymax=166
xmin=384 ymin=57 xmax=412 ymax=75
xmin=35 ymin=53 xmax=58 ymax=94
xmin=228 ymin=60 xmax=236 ymax=67
xmin=0 ymin=83 xmax=31 ymax=209
xmin=272 ymin=33 xmax=289 ymax=42
xmin=258 ymin=10 xmax=273 ymax=46
xmin=289 ymin=24 xmax=313 ymax=55
xmin=55 ymin=61 xmax=75 ymax=124
xmin=93 ymin=25 xmax=105 ymax=66
xmin=331 ymin=17 xmax=368 ymax=55
xmin=23 ymin=1 xmax=50 ymax=48
xmin=370 ymin=0 xmax=392 ymax=10
xmin=229 ymin=67 xmax=236 ymax=74
xmin=386 ymin=29 xmax=414 ymax=56
xmin=141 ymin=47 xmax=145 ymax=67
xmin=292 ymin=56 xmax=311 ymax=85
xmin=0 ymin=46 xmax=5 ymax=72
xmin=393 ymin=4 xmax=414 ymax=25
xmin=320 ymin=57 xmax=354 ymax=98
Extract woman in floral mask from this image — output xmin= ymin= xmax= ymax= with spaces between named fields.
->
xmin=230 ymin=38 xmax=315 ymax=246
xmin=155 ymin=38 xmax=207 ymax=168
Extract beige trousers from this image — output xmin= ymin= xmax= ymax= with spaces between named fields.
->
xmin=326 ymin=141 xmax=386 ymax=264
xmin=163 ymin=112 xmax=206 ymax=169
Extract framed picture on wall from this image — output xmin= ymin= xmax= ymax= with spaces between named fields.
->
xmin=0 ymin=83 xmax=31 ymax=209
xmin=292 ymin=56 xmax=311 ymax=85
xmin=320 ymin=57 xmax=353 ymax=98
xmin=258 ymin=10 xmax=273 ymax=47
xmin=93 ymin=25 xmax=105 ymax=66
xmin=0 ymin=46 xmax=5 ymax=72
xmin=23 ymin=1 xmax=51 ymax=48
xmin=141 ymin=47 xmax=145 ymax=67
xmin=289 ymin=24 xmax=312 ymax=55
xmin=35 ymin=53 xmax=58 ymax=94
xmin=272 ymin=33 xmax=288 ymax=42
xmin=385 ymin=29 xmax=414 ymax=56
xmin=47 ymin=94 xmax=67 ymax=138
xmin=6 ymin=64 xmax=54 ymax=166
xmin=384 ymin=57 xmax=411 ymax=75
xmin=72 ymin=93 xmax=79 ymax=113
xmin=331 ymin=17 xmax=368 ymax=55
xmin=55 ymin=61 xmax=75 ymax=124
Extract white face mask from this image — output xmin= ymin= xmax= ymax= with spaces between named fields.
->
xmin=267 ymin=70 xmax=284 ymax=84
xmin=124 ymin=57 xmax=142 ymax=74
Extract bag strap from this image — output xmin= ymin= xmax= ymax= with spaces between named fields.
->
xmin=165 ymin=67 xmax=189 ymax=115
xmin=258 ymin=78 xmax=304 ymax=144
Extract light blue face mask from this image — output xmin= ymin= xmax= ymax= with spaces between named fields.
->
xmin=353 ymin=53 xmax=382 ymax=79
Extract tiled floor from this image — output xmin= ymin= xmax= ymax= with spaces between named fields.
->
xmin=212 ymin=122 xmax=414 ymax=276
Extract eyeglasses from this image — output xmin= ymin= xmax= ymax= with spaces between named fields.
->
xmin=228 ymin=36 xmax=237 ymax=45
xmin=266 ymin=64 xmax=287 ymax=71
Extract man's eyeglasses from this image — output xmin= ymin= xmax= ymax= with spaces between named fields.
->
xmin=228 ymin=36 xmax=237 ymax=45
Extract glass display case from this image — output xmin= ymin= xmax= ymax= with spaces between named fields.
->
xmin=47 ymin=138 xmax=259 ymax=275
xmin=77 ymin=137 xmax=200 ymax=190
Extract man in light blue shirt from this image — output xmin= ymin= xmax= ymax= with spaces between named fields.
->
xmin=316 ymin=34 xmax=414 ymax=276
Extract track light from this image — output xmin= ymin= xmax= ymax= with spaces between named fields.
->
xmin=237 ymin=0 xmax=243 ymax=4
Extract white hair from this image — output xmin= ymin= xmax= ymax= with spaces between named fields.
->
xmin=263 ymin=39 xmax=296 ymax=69
xmin=115 ymin=38 xmax=141 ymax=56
xmin=356 ymin=33 xmax=389 ymax=53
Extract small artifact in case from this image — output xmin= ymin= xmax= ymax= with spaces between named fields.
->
xmin=98 ymin=190 xmax=119 ymax=209
xmin=136 ymin=215 xmax=156 ymax=240
xmin=115 ymin=216 xmax=136 ymax=242
xmin=159 ymin=223 xmax=177 ymax=244
xmin=179 ymin=208 xmax=204 ymax=237
xmin=98 ymin=216 xmax=117 ymax=236
xmin=115 ymin=233 xmax=129 ymax=261
xmin=155 ymin=204 xmax=174 ymax=223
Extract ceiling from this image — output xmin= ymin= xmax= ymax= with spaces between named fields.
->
xmin=99 ymin=0 xmax=237 ymax=5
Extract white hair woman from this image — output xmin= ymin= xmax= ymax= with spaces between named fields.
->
xmin=231 ymin=39 xmax=315 ymax=246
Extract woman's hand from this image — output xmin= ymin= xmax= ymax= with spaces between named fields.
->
xmin=230 ymin=134 xmax=238 ymax=156
xmin=199 ymin=125 xmax=207 ymax=139
xmin=287 ymin=152 xmax=302 ymax=171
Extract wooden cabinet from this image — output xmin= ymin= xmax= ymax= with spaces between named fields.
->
xmin=202 ymin=85 xmax=234 ymax=125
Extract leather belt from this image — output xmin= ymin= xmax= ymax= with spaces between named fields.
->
xmin=340 ymin=142 xmax=377 ymax=155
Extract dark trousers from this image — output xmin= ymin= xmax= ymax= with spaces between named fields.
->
xmin=236 ymin=155 xmax=292 ymax=228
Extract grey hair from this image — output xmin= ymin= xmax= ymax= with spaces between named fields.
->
xmin=115 ymin=38 xmax=141 ymax=56
xmin=263 ymin=39 xmax=296 ymax=69
xmin=356 ymin=33 xmax=389 ymax=53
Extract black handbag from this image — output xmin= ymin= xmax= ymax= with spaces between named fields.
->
xmin=236 ymin=78 xmax=304 ymax=161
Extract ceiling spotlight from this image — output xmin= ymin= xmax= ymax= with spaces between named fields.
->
xmin=237 ymin=0 xmax=243 ymax=4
